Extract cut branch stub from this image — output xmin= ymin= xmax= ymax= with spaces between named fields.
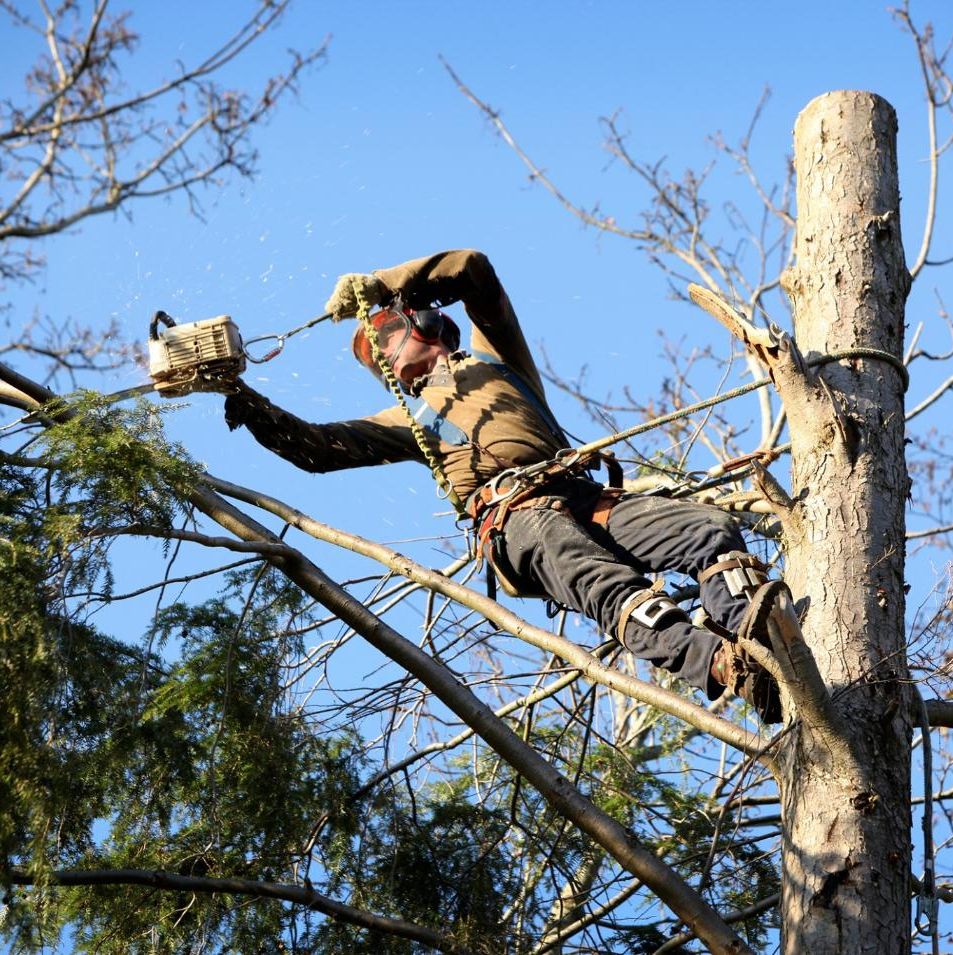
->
xmin=688 ymin=284 xmax=781 ymax=376
xmin=687 ymin=282 xmax=815 ymax=402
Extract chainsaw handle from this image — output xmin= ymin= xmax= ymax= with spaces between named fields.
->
xmin=149 ymin=310 xmax=177 ymax=340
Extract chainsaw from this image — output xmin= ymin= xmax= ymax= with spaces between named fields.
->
xmin=147 ymin=310 xmax=246 ymax=397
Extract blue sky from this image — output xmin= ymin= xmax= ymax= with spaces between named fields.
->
xmin=6 ymin=0 xmax=952 ymax=758
xmin=3 ymin=1 xmax=953 ymax=944
xmin=5 ymin=3 xmax=950 ymax=535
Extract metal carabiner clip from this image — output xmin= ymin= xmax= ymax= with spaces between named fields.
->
xmin=554 ymin=448 xmax=584 ymax=471
xmin=243 ymin=334 xmax=286 ymax=364
xmin=483 ymin=468 xmax=523 ymax=508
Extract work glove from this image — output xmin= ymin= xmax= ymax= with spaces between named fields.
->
xmin=224 ymin=379 xmax=259 ymax=430
xmin=323 ymin=272 xmax=390 ymax=321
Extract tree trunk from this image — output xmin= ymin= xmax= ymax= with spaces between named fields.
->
xmin=779 ymin=91 xmax=913 ymax=953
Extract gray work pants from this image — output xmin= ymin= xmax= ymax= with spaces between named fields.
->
xmin=501 ymin=481 xmax=750 ymax=693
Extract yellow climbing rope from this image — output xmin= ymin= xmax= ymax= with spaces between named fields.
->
xmin=351 ymin=279 xmax=465 ymax=515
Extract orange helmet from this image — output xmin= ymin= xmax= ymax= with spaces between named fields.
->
xmin=351 ymin=306 xmax=460 ymax=379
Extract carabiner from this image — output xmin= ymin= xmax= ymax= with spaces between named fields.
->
xmin=554 ymin=448 xmax=583 ymax=470
xmin=243 ymin=334 xmax=286 ymax=364
xmin=483 ymin=468 xmax=523 ymax=507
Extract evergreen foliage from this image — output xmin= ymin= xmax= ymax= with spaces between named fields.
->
xmin=1 ymin=397 xmax=779 ymax=951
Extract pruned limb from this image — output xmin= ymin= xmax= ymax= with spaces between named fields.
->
xmin=764 ymin=595 xmax=856 ymax=768
xmin=735 ymin=588 xmax=857 ymax=774
xmin=751 ymin=459 xmax=794 ymax=514
xmin=0 ymin=379 xmax=39 ymax=412
xmin=8 ymin=868 xmax=474 ymax=955
xmin=688 ymin=283 xmax=780 ymax=373
xmin=691 ymin=487 xmax=777 ymax=515
xmin=688 ymin=282 xmax=822 ymax=438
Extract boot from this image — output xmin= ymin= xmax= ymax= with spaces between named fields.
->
xmin=709 ymin=580 xmax=789 ymax=724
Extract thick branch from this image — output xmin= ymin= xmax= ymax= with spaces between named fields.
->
xmin=204 ymin=473 xmax=770 ymax=761
xmin=924 ymin=699 xmax=953 ymax=727
xmin=7 ymin=868 xmax=471 ymax=955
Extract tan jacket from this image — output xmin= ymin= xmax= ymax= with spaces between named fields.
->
xmin=224 ymin=250 xmax=565 ymax=501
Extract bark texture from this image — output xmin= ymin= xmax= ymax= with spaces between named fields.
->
xmin=779 ymin=91 xmax=912 ymax=953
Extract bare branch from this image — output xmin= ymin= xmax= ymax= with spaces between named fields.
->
xmin=893 ymin=3 xmax=946 ymax=279
xmin=0 ymin=2 xmax=328 ymax=281
xmin=7 ymin=868 xmax=474 ymax=955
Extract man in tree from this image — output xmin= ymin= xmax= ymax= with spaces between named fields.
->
xmin=222 ymin=249 xmax=786 ymax=722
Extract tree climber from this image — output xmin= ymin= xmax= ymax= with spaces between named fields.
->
xmin=221 ymin=249 xmax=786 ymax=723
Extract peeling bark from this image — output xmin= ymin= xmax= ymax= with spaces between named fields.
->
xmin=779 ymin=91 xmax=913 ymax=954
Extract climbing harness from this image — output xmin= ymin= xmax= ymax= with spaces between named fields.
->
xmin=463 ymin=448 xmax=625 ymax=598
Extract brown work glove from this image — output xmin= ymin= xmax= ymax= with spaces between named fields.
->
xmin=323 ymin=272 xmax=390 ymax=321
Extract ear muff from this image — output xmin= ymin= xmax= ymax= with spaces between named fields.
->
xmin=410 ymin=309 xmax=460 ymax=351
xmin=410 ymin=308 xmax=445 ymax=341
xmin=438 ymin=314 xmax=460 ymax=351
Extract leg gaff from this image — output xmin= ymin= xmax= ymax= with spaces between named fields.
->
xmin=697 ymin=550 xmax=770 ymax=601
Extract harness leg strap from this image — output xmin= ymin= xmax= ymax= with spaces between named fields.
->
xmin=695 ymin=550 xmax=772 ymax=638
xmin=616 ymin=580 xmax=689 ymax=644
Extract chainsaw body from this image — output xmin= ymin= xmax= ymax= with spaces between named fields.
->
xmin=148 ymin=312 xmax=245 ymax=396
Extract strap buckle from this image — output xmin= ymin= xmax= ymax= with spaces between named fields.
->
xmin=482 ymin=468 xmax=523 ymax=508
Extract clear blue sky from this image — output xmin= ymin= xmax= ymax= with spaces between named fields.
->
xmin=4 ymin=1 xmax=950 ymax=546
xmin=3 ymin=2 xmax=952 ymax=944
